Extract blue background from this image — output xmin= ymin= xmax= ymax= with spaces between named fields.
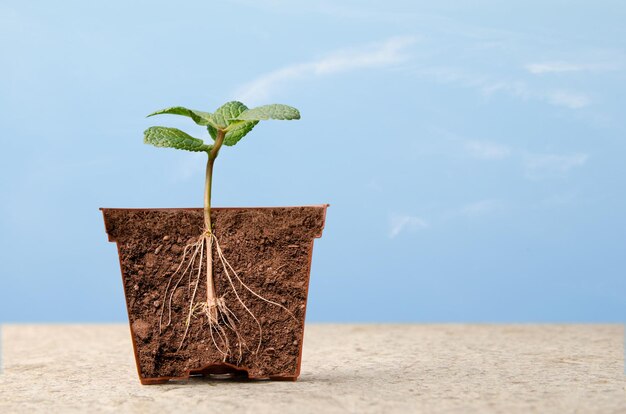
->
xmin=1 ymin=1 xmax=624 ymax=322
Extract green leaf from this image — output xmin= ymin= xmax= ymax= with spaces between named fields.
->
xmin=207 ymin=124 xmax=218 ymax=140
xmin=144 ymin=127 xmax=212 ymax=152
xmin=235 ymin=104 xmax=300 ymax=121
xmin=207 ymin=120 xmax=259 ymax=146
xmin=211 ymin=101 xmax=249 ymax=128
xmin=147 ymin=106 xmax=214 ymax=127
xmin=223 ymin=120 xmax=259 ymax=146
xmin=206 ymin=101 xmax=258 ymax=145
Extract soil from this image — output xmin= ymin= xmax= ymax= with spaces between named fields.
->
xmin=101 ymin=206 xmax=327 ymax=383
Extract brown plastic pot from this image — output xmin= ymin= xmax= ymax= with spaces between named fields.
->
xmin=101 ymin=205 xmax=328 ymax=384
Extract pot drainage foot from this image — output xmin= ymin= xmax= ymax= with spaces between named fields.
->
xmin=190 ymin=363 xmax=249 ymax=381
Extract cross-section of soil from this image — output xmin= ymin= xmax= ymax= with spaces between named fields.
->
xmin=102 ymin=206 xmax=327 ymax=383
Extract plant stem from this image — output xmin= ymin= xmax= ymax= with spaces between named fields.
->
xmin=204 ymin=157 xmax=215 ymax=231
xmin=204 ymin=129 xmax=225 ymax=322
xmin=204 ymin=130 xmax=225 ymax=231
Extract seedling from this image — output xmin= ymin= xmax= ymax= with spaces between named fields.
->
xmin=144 ymin=101 xmax=300 ymax=358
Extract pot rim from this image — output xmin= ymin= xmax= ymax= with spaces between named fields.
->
xmin=100 ymin=204 xmax=329 ymax=211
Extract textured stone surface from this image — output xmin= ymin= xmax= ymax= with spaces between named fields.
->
xmin=0 ymin=324 xmax=624 ymax=413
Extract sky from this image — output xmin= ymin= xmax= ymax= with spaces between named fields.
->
xmin=0 ymin=0 xmax=625 ymax=322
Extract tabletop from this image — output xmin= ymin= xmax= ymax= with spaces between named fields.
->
xmin=1 ymin=324 xmax=624 ymax=413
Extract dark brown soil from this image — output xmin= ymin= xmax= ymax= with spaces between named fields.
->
xmin=101 ymin=206 xmax=327 ymax=383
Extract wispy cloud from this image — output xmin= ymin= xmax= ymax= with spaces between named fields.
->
xmin=425 ymin=128 xmax=589 ymax=180
xmin=418 ymin=127 xmax=513 ymax=161
xmin=389 ymin=213 xmax=429 ymax=238
xmin=525 ymin=61 xmax=619 ymax=74
xmin=482 ymin=80 xmax=591 ymax=109
xmin=419 ymin=67 xmax=592 ymax=109
xmin=523 ymin=152 xmax=589 ymax=179
xmin=235 ymin=36 xmax=417 ymax=104
xmin=459 ymin=199 xmax=503 ymax=217
xmin=545 ymin=90 xmax=591 ymax=109
xmin=464 ymin=140 xmax=511 ymax=160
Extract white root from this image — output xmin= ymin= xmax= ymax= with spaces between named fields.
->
xmin=177 ymin=236 xmax=204 ymax=351
xmin=159 ymin=243 xmax=195 ymax=333
xmin=158 ymin=230 xmax=294 ymax=362
xmin=205 ymin=235 xmax=218 ymax=324
xmin=213 ymin=234 xmax=297 ymax=322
